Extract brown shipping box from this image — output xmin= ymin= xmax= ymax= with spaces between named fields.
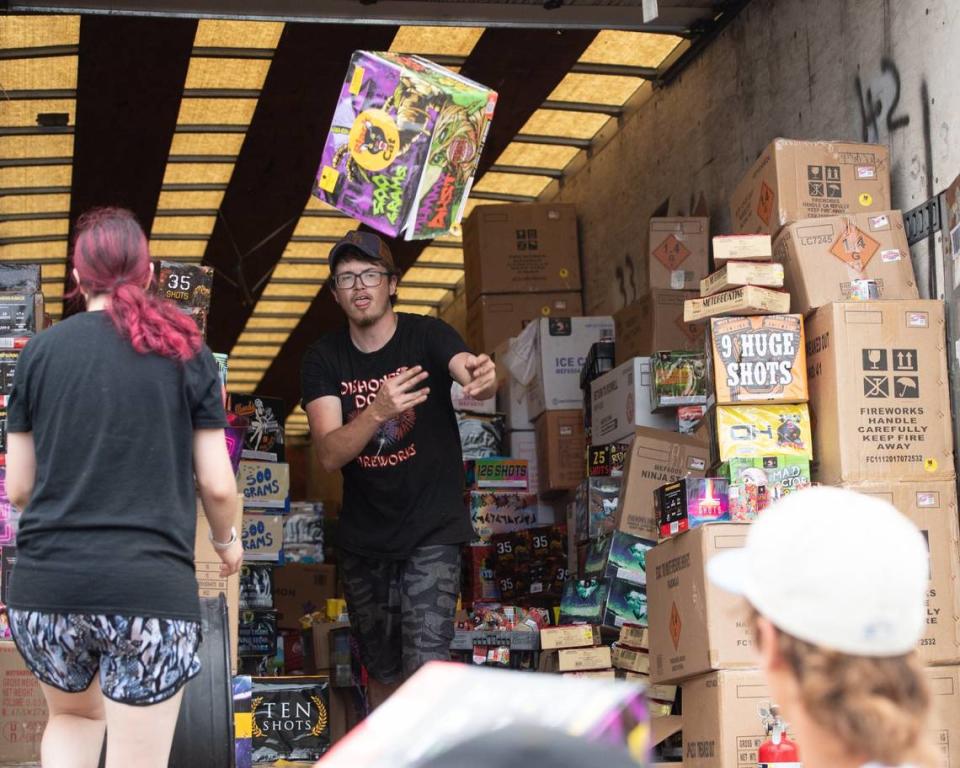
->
xmin=273 ymin=564 xmax=339 ymax=630
xmin=844 ymin=481 xmax=960 ymax=666
xmin=195 ymin=495 xmax=243 ymax=672
xmin=700 ymin=262 xmax=784 ymax=297
xmin=463 ymin=203 xmax=582 ymax=305
xmin=534 ymin=409 xmax=585 ymax=494
xmin=648 ymin=217 xmax=710 ymax=291
xmin=805 ymin=300 xmax=955 ymax=484
xmin=925 ymin=665 xmax=960 ymax=768
xmin=0 ymin=641 xmax=46 ymax=765
xmin=681 ymin=669 xmax=785 ymax=768
xmin=683 ymin=286 xmax=791 ymax=323
xmin=613 ymin=290 xmax=704 ymax=366
xmin=466 ymin=291 xmax=583 ymax=354
xmin=730 ymin=138 xmax=892 ymax=236
xmin=616 ymin=427 xmax=711 ymax=542
xmin=647 ymin=523 xmax=755 ymax=684
xmin=712 ymin=234 xmax=772 ymax=265
xmin=773 ymin=209 xmax=919 ymax=316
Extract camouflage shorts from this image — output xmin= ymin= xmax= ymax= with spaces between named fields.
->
xmin=339 ymin=544 xmax=460 ymax=684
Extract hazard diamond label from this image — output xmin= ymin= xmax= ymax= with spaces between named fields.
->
xmin=653 ymin=234 xmax=691 ymax=271
xmin=830 ymin=224 xmax=881 ymax=271
xmin=669 ymin=602 xmax=682 ymax=650
xmin=674 ymin=315 xmax=701 ymax=343
xmin=757 ymin=181 xmax=775 ymax=225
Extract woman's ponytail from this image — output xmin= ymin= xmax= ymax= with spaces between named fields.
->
xmin=109 ymin=281 xmax=201 ymax=362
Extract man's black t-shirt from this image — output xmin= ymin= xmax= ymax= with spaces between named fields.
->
xmin=301 ymin=313 xmax=473 ymax=559
xmin=6 ymin=311 xmax=227 ymax=621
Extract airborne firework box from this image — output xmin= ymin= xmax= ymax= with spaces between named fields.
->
xmin=713 ymin=404 xmax=813 ymax=462
xmin=603 ymin=577 xmax=649 ymax=630
xmin=710 ymin=315 xmax=808 ymax=404
xmin=315 ymin=51 xmax=498 ymax=240
xmin=805 ymin=300 xmax=954 ymax=484
xmin=0 ymin=263 xmax=41 ymax=293
xmin=655 ymin=478 xmax=731 ymax=540
xmin=239 ymin=564 xmax=274 ymax=610
xmin=684 ymin=286 xmax=790 ymax=323
xmin=238 ymin=609 xmax=278 ymax=656
xmin=573 ymin=476 xmax=622 ymax=541
xmin=730 ymin=138 xmax=892 ymax=236
xmin=700 ymin=262 xmax=784 ymax=296
xmin=559 ymin=578 xmax=610 ymax=625
xmin=647 ymin=523 xmax=755 ymax=684
xmin=648 ymin=217 xmax=710 ymax=291
xmin=773 ymin=210 xmax=919 ymax=316
xmin=251 ymin=676 xmax=330 ymax=763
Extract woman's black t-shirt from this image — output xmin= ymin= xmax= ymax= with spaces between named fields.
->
xmin=5 ymin=311 xmax=227 ymax=621
xmin=300 ymin=313 xmax=474 ymax=559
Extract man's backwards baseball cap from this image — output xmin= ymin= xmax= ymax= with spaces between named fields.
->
xmin=329 ymin=230 xmax=395 ymax=273
xmin=707 ymin=486 xmax=929 ymax=657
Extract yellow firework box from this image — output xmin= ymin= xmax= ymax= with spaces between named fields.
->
xmin=710 ymin=315 xmax=808 ymax=404
xmin=715 ymin=404 xmax=813 ymax=462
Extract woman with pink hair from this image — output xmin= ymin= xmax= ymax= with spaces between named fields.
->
xmin=4 ymin=207 xmax=242 ymax=768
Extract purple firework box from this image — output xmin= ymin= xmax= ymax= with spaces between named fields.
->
xmin=314 ymin=51 xmax=498 ymax=240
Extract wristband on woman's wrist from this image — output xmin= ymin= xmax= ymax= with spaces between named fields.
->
xmin=208 ymin=526 xmax=238 ymax=551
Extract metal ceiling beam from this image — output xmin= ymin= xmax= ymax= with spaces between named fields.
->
xmin=470 ymin=191 xmax=539 ymax=203
xmin=167 ymin=155 xmax=239 ymax=163
xmin=182 ymin=88 xmax=261 ymax=99
xmin=0 ymin=126 xmax=74 ymax=136
xmin=191 ymin=46 xmax=274 ymax=60
xmin=0 ymin=45 xmax=78 ymax=59
xmin=513 ymin=133 xmax=592 ymax=149
xmin=542 ymin=100 xmax=623 ymax=117
xmin=0 ymin=212 xmax=70 ymax=222
xmin=487 ymin=164 xmax=564 ymax=179
xmin=0 ymin=235 xmax=67 ymax=245
xmin=0 ymin=157 xmax=73 ymax=168
xmin=63 ymin=15 xmax=198 ymax=315
xmin=154 ymin=209 xmax=221 ymax=216
xmin=1 ymin=89 xmax=76 ymax=99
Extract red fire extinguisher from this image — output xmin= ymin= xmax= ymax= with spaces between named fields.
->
xmin=758 ymin=704 xmax=801 ymax=767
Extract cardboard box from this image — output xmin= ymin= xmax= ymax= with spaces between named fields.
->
xmin=714 ymin=404 xmax=814 ymax=462
xmin=468 ymin=490 xmax=541 ymax=541
xmin=619 ymin=624 xmax=650 ymax=650
xmin=562 ymin=669 xmax=617 ymax=680
xmin=720 ymin=456 xmax=812 ymax=521
xmin=700 ymin=262 xmax=784 ymax=296
xmin=611 ymin=643 xmax=651 ymax=674
xmin=805 ymin=300 xmax=955 ymax=484
xmin=773 ymin=209 xmax=919 ymax=316
xmin=241 ymin=513 xmax=284 ymax=562
xmin=273 ymin=564 xmax=338 ymax=630
xmin=650 ymin=351 xmax=708 ymax=411
xmin=647 ymin=524 xmax=755 ymax=683
xmin=520 ymin=316 xmax=614 ymax=419
xmin=616 ymin=427 xmax=711 ymax=542
xmin=648 ymin=217 xmax=710 ymax=291
xmin=315 ymin=51 xmax=497 ymax=240
xmin=306 ymin=620 xmax=351 ymax=672
xmin=534 ymin=410 xmax=586 ymax=494
xmin=451 ymin=381 xmax=496 ymax=415
xmin=467 ymin=292 xmax=583 ymax=355
xmin=844 ymin=481 xmax=960 ymax=666
xmin=195 ymin=496 xmax=243 ymax=672
xmin=557 ymin=646 xmax=612 ymax=672
xmin=0 ymin=641 xmax=46 ymax=764
xmin=463 ymin=203 xmax=582 ymax=304
xmin=730 ymin=138 xmax=892 ymax=236
xmin=710 ymin=315 xmax=808 ymax=404
xmin=613 ymin=289 xmax=704 ymax=365
xmin=712 ymin=234 xmax=772 ymax=265
xmin=0 ymin=292 xmax=43 ymax=336
xmin=504 ymin=430 xmax=539 ymax=494
xmin=684 ymin=286 xmax=791 ymax=323
xmin=540 ymin=624 xmax=601 ymax=651
xmin=680 ymin=669 xmax=777 ymax=768
xmin=924 ymin=665 xmax=960 ymax=768
xmin=590 ymin=357 xmax=676 ymax=444
xmin=238 ymin=461 xmax=290 ymax=509
xmin=655 ymin=478 xmax=731 ymax=539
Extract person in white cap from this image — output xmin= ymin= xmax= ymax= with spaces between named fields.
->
xmin=708 ymin=486 xmax=936 ymax=768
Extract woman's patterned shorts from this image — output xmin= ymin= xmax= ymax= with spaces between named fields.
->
xmin=8 ymin=609 xmax=202 ymax=706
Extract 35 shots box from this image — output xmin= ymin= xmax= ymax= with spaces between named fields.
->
xmin=710 ymin=315 xmax=808 ymax=404
xmin=805 ymin=300 xmax=954 ymax=484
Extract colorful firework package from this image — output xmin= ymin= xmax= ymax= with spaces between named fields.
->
xmin=720 ymin=455 xmax=812 ymax=521
xmin=603 ymin=576 xmax=649 ymax=630
xmin=315 ymin=51 xmax=497 ymax=240
xmin=714 ymin=404 xmax=813 ymax=462
xmin=233 ymin=676 xmax=253 ymax=768
xmin=490 ymin=524 xmax=568 ymax=601
xmin=650 ymin=350 xmax=708 ymax=411
xmin=559 ymin=578 xmax=610 ymax=625
xmin=251 ymin=676 xmax=330 ymax=763
xmin=655 ymin=477 xmax=731 ymax=540
xmin=228 ymin=394 xmax=286 ymax=462
xmin=151 ymin=262 xmax=213 ymax=337
xmin=572 ymin=476 xmax=622 ymax=542
xmin=239 ymin=564 xmax=274 ymax=610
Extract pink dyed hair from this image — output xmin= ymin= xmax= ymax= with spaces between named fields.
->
xmin=70 ymin=207 xmax=202 ymax=361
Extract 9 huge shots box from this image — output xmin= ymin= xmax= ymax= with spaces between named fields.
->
xmin=315 ymin=51 xmax=497 ymax=241
xmin=647 ymin=523 xmax=755 ymax=684
xmin=805 ymin=300 xmax=955 ymax=484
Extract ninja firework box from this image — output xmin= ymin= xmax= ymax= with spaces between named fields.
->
xmin=315 ymin=51 xmax=497 ymax=240
xmin=710 ymin=315 xmax=808 ymax=404
xmin=719 ymin=456 xmax=811 ymax=521
xmin=251 ymin=676 xmax=330 ymax=763
xmin=468 ymin=491 xmax=539 ymax=542
xmin=655 ymin=478 xmax=731 ymax=539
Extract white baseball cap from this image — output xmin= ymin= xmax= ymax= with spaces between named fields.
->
xmin=707 ymin=486 xmax=929 ymax=657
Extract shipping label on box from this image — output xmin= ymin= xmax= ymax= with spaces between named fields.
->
xmin=715 ymin=404 xmax=813 ymax=462
xmin=650 ymin=351 xmax=707 ymax=411
xmin=710 ymin=315 xmax=808 ymax=404
xmin=729 ymin=138 xmax=892 ymax=236
xmin=711 ymin=234 xmax=772 ymax=265
xmin=591 ymin=357 xmax=675 ymax=444
xmin=656 ymin=478 xmax=731 ymax=540
xmin=805 ymin=300 xmax=954 ymax=484
xmin=648 ymin=217 xmax=710 ymax=291
xmin=647 ymin=523 xmax=755 ymax=684
xmin=613 ymin=290 xmax=703 ymax=365
xmin=540 ymin=624 xmax=601 ymax=650
xmin=721 ymin=456 xmax=811 ymax=521
xmin=611 ymin=643 xmax=650 ymax=674
xmin=845 ymin=482 xmax=960 ymax=666
xmin=315 ymin=51 xmax=497 ymax=241
xmin=773 ymin=210 xmax=918 ymax=316
xmin=684 ymin=286 xmax=790 ymax=323
xmin=700 ymin=262 xmax=784 ymax=297
xmin=616 ymin=427 xmax=711 ymax=542
xmin=238 ymin=461 xmax=290 ymax=509
xmin=241 ymin=514 xmax=284 ymax=562
xmin=619 ymin=624 xmax=650 ymax=650
xmin=469 ymin=491 xmax=540 ymax=542
xmin=557 ymin=645 xmax=612 ymax=672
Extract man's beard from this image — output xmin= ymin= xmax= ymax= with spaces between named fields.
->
xmin=352 ymin=304 xmax=385 ymax=328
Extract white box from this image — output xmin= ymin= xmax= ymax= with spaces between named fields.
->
xmin=451 ymin=381 xmax=496 ymax=415
xmin=525 ymin=316 xmax=615 ymax=420
xmin=505 ymin=429 xmax=539 ymax=495
xmin=590 ymin=357 xmax=675 ymax=444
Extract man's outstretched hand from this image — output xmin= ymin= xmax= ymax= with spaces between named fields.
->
xmin=462 ymin=353 xmax=497 ymax=400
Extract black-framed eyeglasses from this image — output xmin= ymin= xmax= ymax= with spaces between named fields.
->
xmin=333 ymin=269 xmax=392 ymax=290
